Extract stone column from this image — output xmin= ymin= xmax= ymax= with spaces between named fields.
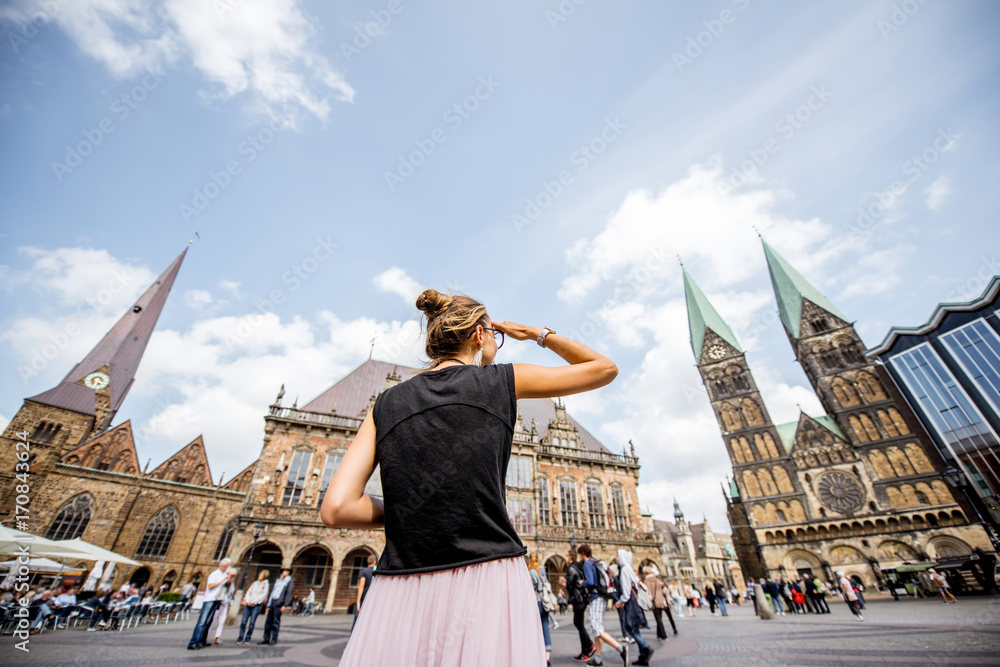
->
xmin=326 ymin=567 xmax=341 ymax=613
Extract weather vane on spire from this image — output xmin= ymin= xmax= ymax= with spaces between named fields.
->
xmin=369 ymin=332 xmax=377 ymax=360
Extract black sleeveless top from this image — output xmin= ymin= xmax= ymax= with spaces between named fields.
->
xmin=371 ymin=363 xmax=526 ymax=575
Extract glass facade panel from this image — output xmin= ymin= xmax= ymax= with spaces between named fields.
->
xmin=282 ymin=451 xmax=312 ymax=505
xmin=505 ymin=455 xmax=533 ymax=489
xmin=318 ymin=454 xmax=342 ymax=499
xmin=507 ymin=499 xmax=533 ymax=533
xmin=538 ymin=478 xmax=550 ymax=525
xmin=942 ymin=320 xmax=1000 ymax=412
xmin=891 ymin=346 xmax=997 ymax=451
xmin=610 ymin=486 xmax=627 ymax=530
xmin=559 ymin=480 xmax=579 ymax=528
xmin=585 ymin=483 xmax=605 ymax=529
xmin=891 ymin=344 xmax=1000 ymax=497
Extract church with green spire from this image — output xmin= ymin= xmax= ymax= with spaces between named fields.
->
xmin=685 ymin=240 xmax=993 ymax=586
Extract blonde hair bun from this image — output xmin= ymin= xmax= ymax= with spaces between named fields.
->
xmin=415 ymin=289 xmax=453 ymax=317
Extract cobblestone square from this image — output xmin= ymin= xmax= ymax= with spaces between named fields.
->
xmin=3 ymin=594 xmax=999 ymax=666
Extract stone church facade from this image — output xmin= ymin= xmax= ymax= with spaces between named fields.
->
xmin=683 ymin=240 xmax=993 ymax=588
xmin=0 ymin=249 xmax=663 ymax=611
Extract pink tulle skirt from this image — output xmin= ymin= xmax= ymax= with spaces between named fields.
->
xmin=339 ymin=556 xmax=546 ymax=666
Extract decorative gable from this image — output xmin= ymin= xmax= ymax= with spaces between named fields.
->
xmin=60 ymin=420 xmax=141 ymax=474
xmin=788 ymin=413 xmax=855 ymax=469
xmin=148 ymin=435 xmax=214 ymax=486
xmin=223 ymin=462 xmax=255 ymax=494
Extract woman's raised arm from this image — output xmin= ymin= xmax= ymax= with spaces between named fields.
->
xmin=320 ymin=411 xmax=385 ymax=529
xmin=492 ymin=321 xmax=618 ymax=399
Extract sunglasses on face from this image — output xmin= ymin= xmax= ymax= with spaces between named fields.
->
xmin=468 ymin=326 xmax=504 ymax=349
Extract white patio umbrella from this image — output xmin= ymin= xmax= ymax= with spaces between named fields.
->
xmin=53 ymin=538 xmax=141 ymax=566
xmin=0 ymin=524 xmax=90 ymax=559
xmin=0 ymin=557 xmax=85 ymax=574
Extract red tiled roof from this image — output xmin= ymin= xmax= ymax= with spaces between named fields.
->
xmin=301 ymin=359 xmax=613 ymax=454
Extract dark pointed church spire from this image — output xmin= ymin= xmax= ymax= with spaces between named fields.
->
xmin=27 ymin=249 xmax=187 ymax=427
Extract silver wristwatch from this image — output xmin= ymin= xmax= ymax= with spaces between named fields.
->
xmin=536 ymin=327 xmax=555 ymax=347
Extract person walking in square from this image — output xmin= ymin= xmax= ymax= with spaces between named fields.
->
xmin=306 ymin=588 xmax=316 ymax=616
xmin=837 ymin=572 xmax=864 ymax=621
xmin=580 ymin=544 xmax=628 ymax=666
xmin=323 ymin=290 xmax=619 ymax=667
xmin=210 ymin=573 xmax=236 ymax=644
xmin=644 ymin=565 xmax=674 ymax=639
xmin=668 ymin=582 xmax=683 ymax=618
xmin=187 ymin=558 xmax=233 ymax=650
xmin=260 ymin=568 xmax=293 ymax=645
xmin=350 ymin=555 xmax=375 ymax=632
xmin=615 ymin=550 xmax=653 ymax=666
xmin=567 ymin=548 xmax=595 ymax=662
xmin=929 ymin=569 xmax=957 ymax=604
xmin=713 ymin=579 xmax=728 ymax=617
xmin=236 ymin=570 xmax=269 ymax=645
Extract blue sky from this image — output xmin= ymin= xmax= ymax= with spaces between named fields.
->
xmin=1 ymin=0 xmax=998 ymax=530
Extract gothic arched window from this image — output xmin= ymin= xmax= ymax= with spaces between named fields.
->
xmin=832 ymin=377 xmax=860 ymax=408
xmin=726 ymin=366 xmax=750 ymax=393
xmin=741 ymin=399 xmax=764 ymax=427
xmin=46 ymin=494 xmax=93 ymax=541
xmin=214 ymin=519 xmax=238 ymax=561
xmin=856 ymin=372 xmax=888 ymax=402
xmin=135 ymin=507 xmax=178 ymax=559
xmin=835 ymin=337 xmax=865 ymax=365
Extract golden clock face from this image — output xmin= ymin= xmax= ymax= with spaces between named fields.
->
xmin=84 ymin=371 xmax=110 ymax=390
xmin=707 ymin=345 xmax=726 ymax=360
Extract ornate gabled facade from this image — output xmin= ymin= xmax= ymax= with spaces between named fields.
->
xmin=653 ymin=500 xmax=744 ymax=592
xmin=684 ymin=242 xmax=993 ymax=589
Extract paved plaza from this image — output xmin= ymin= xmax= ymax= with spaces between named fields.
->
xmin=2 ymin=594 xmax=999 ymax=666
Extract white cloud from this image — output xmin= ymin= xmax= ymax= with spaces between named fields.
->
xmin=0 ymin=246 xmax=156 ymax=307
xmin=373 ymin=266 xmax=423 ymax=304
xmin=184 ymin=289 xmax=213 ymax=310
xmin=1 ymin=0 xmax=354 ymax=121
xmin=218 ymin=280 xmax=242 ymax=300
xmin=558 ymin=162 xmax=832 ymax=304
xmin=129 ymin=310 xmax=425 ymax=473
xmin=924 ymin=175 xmax=952 ymax=211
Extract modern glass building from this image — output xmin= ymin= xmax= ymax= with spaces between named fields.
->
xmin=868 ymin=276 xmax=1000 ymax=529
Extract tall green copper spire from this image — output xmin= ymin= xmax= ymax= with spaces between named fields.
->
xmin=683 ymin=268 xmax=743 ymax=362
xmin=762 ymin=240 xmax=848 ymax=339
